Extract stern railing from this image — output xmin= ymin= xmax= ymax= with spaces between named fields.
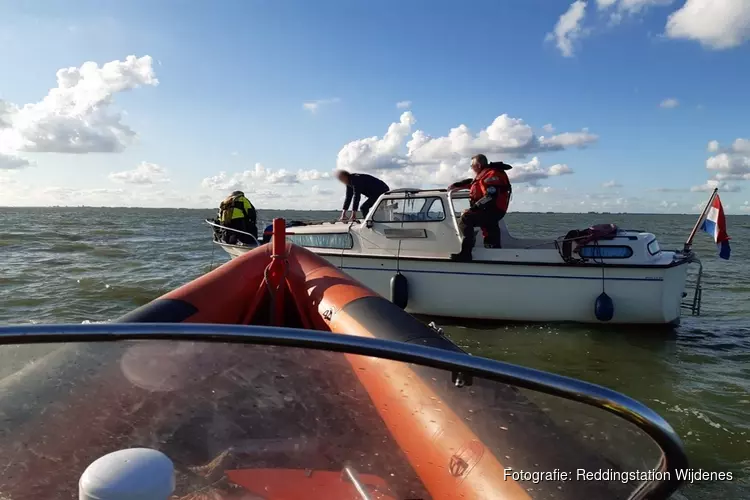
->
xmin=678 ymin=251 xmax=703 ymax=316
xmin=204 ymin=218 xmax=260 ymax=246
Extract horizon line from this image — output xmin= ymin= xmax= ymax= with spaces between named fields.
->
xmin=0 ymin=205 xmax=736 ymax=216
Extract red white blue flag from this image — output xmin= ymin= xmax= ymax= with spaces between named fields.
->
xmin=700 ymin=194 xmax=731 ymax=260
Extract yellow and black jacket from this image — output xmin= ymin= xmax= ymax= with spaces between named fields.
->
xmin=219 ymin=192 xmax=256 ymax=226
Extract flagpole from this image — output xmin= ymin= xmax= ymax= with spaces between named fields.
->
xmin=683 ymin=188 xmax=718 ymax=253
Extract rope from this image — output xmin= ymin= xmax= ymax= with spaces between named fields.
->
xmin=396 ymin=196 xmax=409 ymax=273
xmin=263 ymin=257 xmax=290 ymax=322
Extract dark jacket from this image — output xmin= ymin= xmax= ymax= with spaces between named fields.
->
xmin=342 ymin=173 xmax=390 ymax=212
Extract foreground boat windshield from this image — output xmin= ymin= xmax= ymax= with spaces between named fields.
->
xmin=0 ymin=324 xmax=686 ymax=500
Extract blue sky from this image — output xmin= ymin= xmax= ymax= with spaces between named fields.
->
xmin=1 ymin=0 xmax=749 ymax=213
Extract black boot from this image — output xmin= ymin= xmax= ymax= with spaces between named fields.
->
xmin=450 ymin=252 xmax=472 ymax=262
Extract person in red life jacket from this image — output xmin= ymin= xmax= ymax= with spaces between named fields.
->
xmin=447 ymin=154 xmax=512 ymax=261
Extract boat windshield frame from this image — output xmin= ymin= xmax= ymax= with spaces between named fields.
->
xmin=448 ymin=188 xmax=471 ymax=238
xmin=0 ymin=322 xmax=688 ymax=499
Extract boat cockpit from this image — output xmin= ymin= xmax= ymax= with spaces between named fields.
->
xmin=318 ymin=188 xmax=674 ymax=265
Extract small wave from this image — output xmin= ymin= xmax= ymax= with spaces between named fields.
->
xmin=48 ymin=242 xmax=95 ymax=253
xmin=74 ymin=281 xmax=166 ymax=306
xmin=36 ymin=231 xmax=86 ymax=241
xmin=88 ymin=228 xmax=137 ymax=236
xmin=667 ymin=404 xmax=734 ymax=434
xmin=3 ymin=297 xmax=48 ymax=307
xmin=163 ymin=252 xmax=190 ymax=262
xmin=91 ymin=247 xmax=130 ymax=258
xmin=0 ymin=276 xmax=31 ymax=286
xmin=0 ymin=233 xmax=30 ymax=245
xmin=36 ymin=257 xmax=76 ymax=266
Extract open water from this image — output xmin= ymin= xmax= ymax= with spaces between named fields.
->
xmin=0 ymin=207 xmax=748 ymax=499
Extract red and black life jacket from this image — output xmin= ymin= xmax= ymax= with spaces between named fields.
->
xmin=469 ymin=166 xmax=512 ymax=212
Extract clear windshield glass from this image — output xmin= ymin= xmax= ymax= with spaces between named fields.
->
xmin=451 ymin=196 xmax=471 ymax=217
xmin=0 ymin=341 xmax=666 ymax=499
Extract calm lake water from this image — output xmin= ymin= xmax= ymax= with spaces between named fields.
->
xmin=0 ymin=207 xmax=748 ymax=499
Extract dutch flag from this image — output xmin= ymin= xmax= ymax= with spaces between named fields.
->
xmin=700 ymin=194 xmax=731 ymax=260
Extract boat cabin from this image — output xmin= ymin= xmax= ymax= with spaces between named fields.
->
xmin=285 ymin=188 xmax=672 ymax=266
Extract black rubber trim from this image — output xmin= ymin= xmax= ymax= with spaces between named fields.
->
xmin=318 ymin=251 xmax=690 ymax=269
xmin=117 ymin=298 xmax=198 ymax=323
xmin=338 ymin=296 xmax=464 ymax=353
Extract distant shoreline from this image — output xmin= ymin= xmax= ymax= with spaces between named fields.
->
xmin=1 ymin=205 xmax=741 ymax=216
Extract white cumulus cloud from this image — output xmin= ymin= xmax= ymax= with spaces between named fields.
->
xmin=703 ymin=138 xmax=750 ymax=181
xmin=659 ymin=98 xmax=680 ymax=108
xmin=597 ymin=0 xmax=674 ymax=24
xmin=0 ymin=55 xmax=157 ymax=155
xmin=109 ymin=162 xmax=170 ymax=185
xmin=596 ymin=0 xmax=619 ymax=9
xmin=396 ymin=100 xmax=412 ymax=109
xmin=0 ymin=153 xmax=32 ymax=170
xmin=507 ymin=157 xmax=574 ymax=184
xmin=297 ymin=169 xmax=331 ymax=181
xmin=201 ymin=164 xmax=330 ymax=191
xmin=666 ymin=0 xmax=750 ymax=49
xmin=691 ymin=179 xmax=740 ymax=192
xmin=335 ymin=112 xmax=592 ymax=190
xmin=601 ymin=0 xmax=674 ymax=13
xmin=520 ymin=185 xmax=556 ymax=194
xmin=303 ymin=98 xmax=341 ymax=113
xmin=336 ymin=111 xmax=416 ymax=172
xmin=547 ymin=0 xmax=588 ymax=57
xmin=312 ymin=185 xmax=333 ymax=196
xmin=338 ymin=112 xmax=595 ymax=171
xmin=603 ymin=180 xmax=622 ymax=188
xmin=563 ymin=0 xmax=749 ymax=53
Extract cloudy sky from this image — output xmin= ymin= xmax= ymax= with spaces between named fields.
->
xmin=1 ymin=0 xmax=749 ymax=213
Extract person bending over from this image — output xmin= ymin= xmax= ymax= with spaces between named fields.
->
xmin=336 ymin=170 xmax=390 ymax=222
xmin=218 ymin=190 xmax=258 ymax=245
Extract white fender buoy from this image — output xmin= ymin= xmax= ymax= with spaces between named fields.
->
xmin=79 ymin=448 xmax=175 ymax=500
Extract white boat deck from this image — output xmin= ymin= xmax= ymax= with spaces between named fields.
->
xmin=284 ymin=189 xmax=679 ymax=268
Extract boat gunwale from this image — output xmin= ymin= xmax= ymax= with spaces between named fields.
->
xmin=0 ymin=322 xmax=688 ymax=500
xmin=213 ymin=240 xmax=694 ymax=270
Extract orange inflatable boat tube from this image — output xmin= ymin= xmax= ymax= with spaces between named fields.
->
xmin=119 ymin=219 xmax=529 ymax=500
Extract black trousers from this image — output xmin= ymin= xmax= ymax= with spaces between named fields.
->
xmin=226 ymin=218 xmax=258 ymax=245
xmin=458 ymin=208 xmax=506 ymax=255
xmin=359 ymin=194 xmax=383 ymax=219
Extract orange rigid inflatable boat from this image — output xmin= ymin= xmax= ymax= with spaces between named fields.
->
xmin=118 ymin=218 xmax=529 ymax=500
xmin=0 ymin=219 xmax=688 ymax=500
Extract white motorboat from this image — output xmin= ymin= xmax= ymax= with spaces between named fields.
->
xmin=209 ymin=188 xmax=703 ymax=325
